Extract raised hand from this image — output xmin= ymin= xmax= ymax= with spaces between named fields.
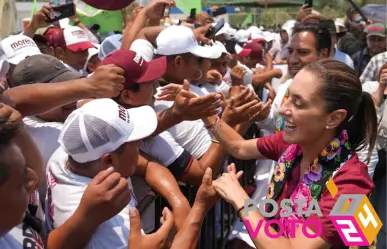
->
xmin=231 ymin=66 xmax=247 ymax=86
xmin=171 ymin=80 xmax=223 ymax=121
xmin=379 ymin=65 xmax=387 ymax=85
xmin=193 ymin=24 xmax=212 ymax=45
xmin=128 ymin=207 xmax=175 ymax=249
xmin=77 ymin=167 xmax=131 ymax=226
xmin=206 ymin=70 xmax=223 ymax=85
xmin=0 ymin=103 xmax=23 ymax=130
xmin=144 ymin=0 xmax=176 ymax=20
xmin=296 ymin=4 xmax=312 ymax=22
xmin=29 ymin=3 xmax=53 ymax=30
xmin=84 ymin=64 xmax=125 ymax=98
xmin=156 ymin=83 xmax=183 ymax=101
xmin=222 ymin=87 xmax=263 ymax=126
xmin=212 ymin=164 xmax=247 ymax=208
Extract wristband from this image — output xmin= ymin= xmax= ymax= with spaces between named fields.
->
xmin=237 ymin=203 xmax=254 ymax=221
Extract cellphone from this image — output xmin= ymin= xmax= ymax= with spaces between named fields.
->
xmin=47 ymin=2 xmax=75 ymax=23
xmin=189 ymin=8 xmax=196 ymax=20
xmin=205 ymin=18 xmax=225 ymax=40
xmin=212 ymin=7 xmax=227 ymax=17
xmin=163 ymin=5 xmax=170 ymax=17
xmin=304 ymin=0 xmax=313 ymax=8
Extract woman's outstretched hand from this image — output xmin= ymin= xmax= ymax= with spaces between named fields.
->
xmin=212 ymin=163 xmax=248 ymax=209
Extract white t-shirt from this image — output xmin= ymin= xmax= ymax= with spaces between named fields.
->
xmin=23 ymin=116 xmax=63 ymax=168
xmin=154 ymin=87 xmax=212 ymax=159
xmin=0 ymin=224 xmax=44 ymax=249
xmin=44 ymin=147 xmax=139 ymax=249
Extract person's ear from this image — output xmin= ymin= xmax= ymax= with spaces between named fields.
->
xmin=325 ymin=109 xmax=347 ymax=130
xmin=174 ymin=55 xmax=184 ymax=68
xmin=119 ymin=89 xmax=134 ymax=105
xmin=100 ymin=153 xmax=113 ymax=170
xmin=87 ymin=62 xmax=96 ymax=74
xmin=55 ymin=47 xmax=65 ymax=60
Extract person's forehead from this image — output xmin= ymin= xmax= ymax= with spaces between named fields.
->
xmin=291 ymin=70 xmax=320 ymax=100
xmin=1 ymin=143 xmax=25 ymax=180
xmin=291 ymin=32 xmax=316 ymax=48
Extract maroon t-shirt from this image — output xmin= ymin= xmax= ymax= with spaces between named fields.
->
xmin=256 ymin=132 xmax=374 ymax=249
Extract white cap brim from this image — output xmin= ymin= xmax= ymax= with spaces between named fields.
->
xmin=0 ymin=60 xmax=10 ymax=77
xmin=125 ymin=105 xmax=157 ymax=142
xmin=189 ymin=45 xmax=220 ymax=59
xmin=7 ymin=50 xmax=41 ymax=65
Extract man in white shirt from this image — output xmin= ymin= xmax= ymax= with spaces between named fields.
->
xmin=45 ymin=98 xmax=158 ymax=249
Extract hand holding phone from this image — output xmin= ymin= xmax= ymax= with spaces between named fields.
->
xmin=205 ymin=18 xmax=225 ymax=40
xmin=47 ymin=2 xmax=75 ymax=23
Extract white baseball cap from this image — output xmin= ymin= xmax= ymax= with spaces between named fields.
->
xmin=86 ymin=44 xmax=100 ymax=64
xmin=155 ymin=26 xmax=216 ymax=58
xmin=212 ymin=41 xmax=230 ymax=56
xmin=58 ymin=98 xmax=157 ymax=163
xmin=0 ymin=35 xmax=41 ymax=65
xmin=99 ymin=34 xmax=123 ymax=60
xmin=63 ymin=26 xmax=94 ymax=52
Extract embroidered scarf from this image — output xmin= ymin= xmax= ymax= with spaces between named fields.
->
xmin=275 ymin=88 xmax=290 ymax=132
xmin=265 ymin=130 xmax=353 ymax=236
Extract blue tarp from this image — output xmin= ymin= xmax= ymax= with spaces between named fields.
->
xmin=361 ymin=4 xmax=387 ymax=24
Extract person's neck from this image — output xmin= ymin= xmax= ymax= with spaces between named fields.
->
xmin=66 ymin=161 xmax=97 ymax=179
xmin=300 ymin=130 xmax=337 ymax=167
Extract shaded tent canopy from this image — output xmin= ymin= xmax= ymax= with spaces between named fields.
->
xmin=361 ymin=4 xmax=387 ymax=24
xmin=206 ymin=0 xmax=310 ymax=7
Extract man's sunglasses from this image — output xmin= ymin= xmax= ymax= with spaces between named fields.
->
xmin=353 ymin=18 xmax=364 ymax=23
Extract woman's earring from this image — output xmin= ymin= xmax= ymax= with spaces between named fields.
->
xmin=194 ymin=69 xmax=203 ymax=81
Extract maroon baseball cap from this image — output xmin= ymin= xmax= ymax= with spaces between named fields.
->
xmin=243 ymin=42 xmax=264 ymax=62
xmin=101 ymin=49 xmax=167 ymax=89
xmin=82 ymin=0 xmax=134 ymax=11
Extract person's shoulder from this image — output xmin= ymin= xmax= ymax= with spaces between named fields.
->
xmin=333 ymin=153 xmax=373 ymax=189
xmin=23 ymin=116 xmax=63 ymax=129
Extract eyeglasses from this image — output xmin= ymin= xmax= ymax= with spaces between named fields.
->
xmin=353 ymin=18 xmax=364 ymax=23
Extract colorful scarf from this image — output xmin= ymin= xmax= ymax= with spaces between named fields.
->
xmin=275 ymin=88 xmax=290 ymax=133
xmin=265 ymin=130 xmax=353 ymax=236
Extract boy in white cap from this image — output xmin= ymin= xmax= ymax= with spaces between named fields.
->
xmin=45 ymin=98 xmax=174 ymax=248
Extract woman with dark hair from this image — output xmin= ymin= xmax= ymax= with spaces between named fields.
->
xmin=203 ymin=59 xmax=378 ymax=249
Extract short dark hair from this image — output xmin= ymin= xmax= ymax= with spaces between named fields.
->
xmin=0 ymin=116 xmax=20 ymax=186
xmin=292 ymin=23 xmax=332 ymax=56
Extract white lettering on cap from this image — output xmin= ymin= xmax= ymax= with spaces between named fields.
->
xmin=133 ymin=54 xmax=144 ymax=66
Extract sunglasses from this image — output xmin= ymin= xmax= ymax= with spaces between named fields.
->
xmin=353 ymin=18 xmax=364 ymax=23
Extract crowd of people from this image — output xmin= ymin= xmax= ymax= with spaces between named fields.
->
xmin=0 ymin=0 xmax=386 ymax=248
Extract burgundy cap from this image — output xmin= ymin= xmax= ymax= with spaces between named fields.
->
xmin=238 ymin=48 xmax=252 ymax=57
xmin=243 ymin=42 xmax=264 ymax=62
xmin=82 ymin=0 xmax=134 ymax=11
xmin=44 ymin=28 xmax=66 ymax=48
xmin=101 ymin=49 xmax=167 ymax=89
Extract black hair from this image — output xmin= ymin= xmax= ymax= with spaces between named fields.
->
xmin=292 ymin=22 xmax=332 ymax=57
xmin=346 ymin=8 xmax=359 ymax=21
xmin=0 ymin=116 xmax=20 ymax=186
xmin=305 ymin=59 xmax=377 ymax=162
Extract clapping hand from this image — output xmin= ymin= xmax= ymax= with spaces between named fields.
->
xmin=171 ymin=81 xmax=223 ymax=121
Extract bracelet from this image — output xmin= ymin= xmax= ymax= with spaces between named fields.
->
xmin=237 ymin=203 xmax=254 ymax=221
xmin=211 ymin=139 xmax=220 ymax=144
xmin=205 ymin=116 xmax=219 ymax=130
